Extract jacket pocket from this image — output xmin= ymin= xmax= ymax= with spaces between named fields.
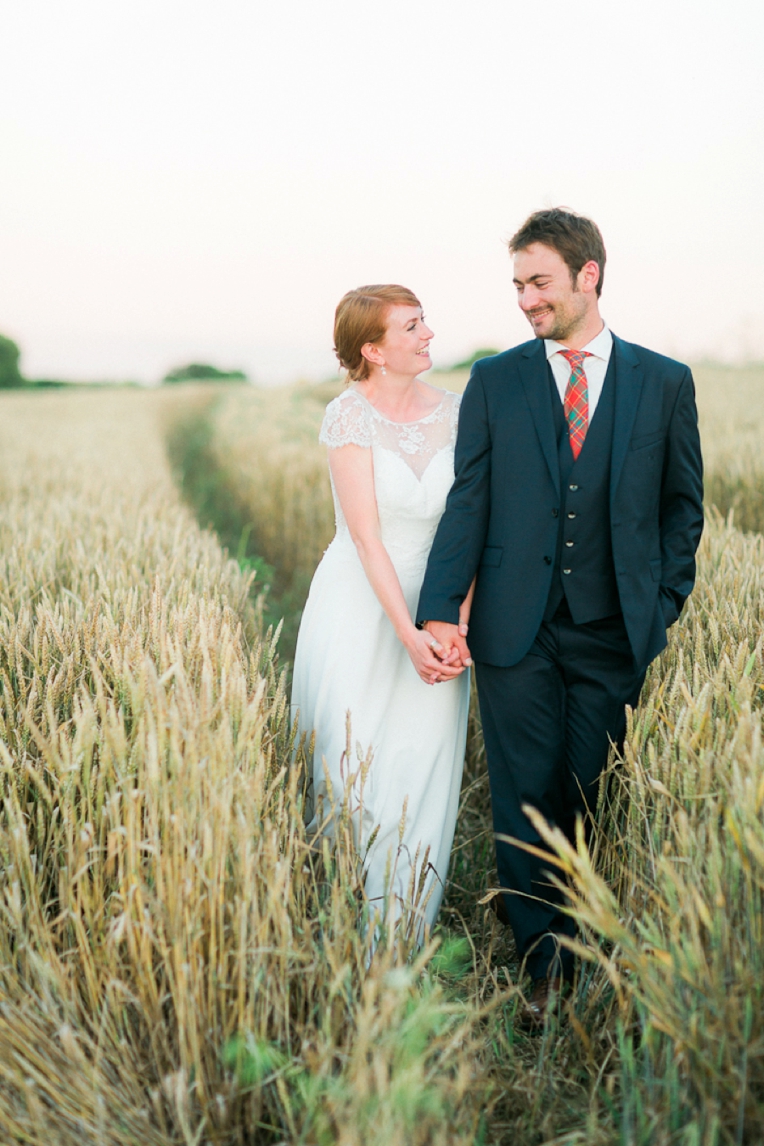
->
xmin=480 ymin=546 xmax=503 ymax=568
xmin=631 ymin=430 xmax=664 ymax=452
xmin=650 ymin=558 xmax=662 ymax=582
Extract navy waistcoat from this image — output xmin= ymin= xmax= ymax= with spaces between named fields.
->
xmin=543 ymin=352 xmax=621 ymax=623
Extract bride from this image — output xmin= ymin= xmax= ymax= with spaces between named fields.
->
xmin=291 ymin=284 xmax=471 ymax=938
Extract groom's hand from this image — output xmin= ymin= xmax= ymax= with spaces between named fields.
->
xmin=423 ymin=621 xmax=473 ymax=670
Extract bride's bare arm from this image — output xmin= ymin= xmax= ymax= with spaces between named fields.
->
xmin=329 ymin=443 xmax=465 ymax=685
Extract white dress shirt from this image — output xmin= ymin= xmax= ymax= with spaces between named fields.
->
xmin=545 ymin=325 xmax=613 ymax=420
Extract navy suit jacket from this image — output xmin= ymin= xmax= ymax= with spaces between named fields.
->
xmin=416 ymin=335 xmax=704 ymax=670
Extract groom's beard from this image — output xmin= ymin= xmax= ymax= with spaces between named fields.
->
xmin=526 ymin=294 xmax=588 ymax=342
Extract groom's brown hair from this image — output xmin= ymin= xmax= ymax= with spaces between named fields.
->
xmin=508 ymin=208 xmax=607 ymax=297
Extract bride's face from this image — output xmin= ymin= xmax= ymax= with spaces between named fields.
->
xmin=376 ymin=306 xmax=434 ymax=376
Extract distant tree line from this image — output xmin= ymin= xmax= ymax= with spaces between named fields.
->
xmin=446 ymin=348 xmax=501 ymax=372
xmin=0 ymin=332 xmax=90 ymax=388
xmin=0 ymin=334 xmax=24 ymax=388
xmin=0 ymin=333 xmax=251 ymax=389
xmin=1 ymin=329 xmax=503 ymax=388
xmin=162 ymin=363 xmax=248 ymax=384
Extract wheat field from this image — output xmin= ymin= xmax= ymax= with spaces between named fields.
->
xmin=0 ymin=363 xmax=762 ymax=1144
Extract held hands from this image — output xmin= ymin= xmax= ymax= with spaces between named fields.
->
xmin=406 ymin=588 xmax=474 ymax=685
xmin=406 ymin=626 xmax=467 ymax=685
xmin=404 ymin=619 xmax=472 ymax=685
xmin=424 ymin=621 xmax=473 ymax=678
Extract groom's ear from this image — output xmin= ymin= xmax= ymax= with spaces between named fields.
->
xmin=577 ymin=259 xmax=601 ymax=295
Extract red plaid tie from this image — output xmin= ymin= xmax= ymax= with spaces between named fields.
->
xmin=560 ymin=349 xmax=591 ymax=460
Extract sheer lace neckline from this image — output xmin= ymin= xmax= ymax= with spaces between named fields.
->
xmin=350 ymin=386 xmax=448 ymax=426
xmin=319 ymin=386 xmax=460 ymax=479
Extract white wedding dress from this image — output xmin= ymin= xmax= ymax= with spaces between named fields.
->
xmin=291 ymin=386 xmax=469 ymax=936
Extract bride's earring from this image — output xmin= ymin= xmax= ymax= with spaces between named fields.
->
xmin=380 ymin=366 xmax=387 ymax=375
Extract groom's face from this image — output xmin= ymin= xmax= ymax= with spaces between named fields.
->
xmin=513 ymin=243 xmax=589 ymax=343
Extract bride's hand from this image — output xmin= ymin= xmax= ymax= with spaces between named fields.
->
xmin=423 ymin=620 xmax=472 ymax=673
xmin=406 ymin=628 xmax=466 ymax=685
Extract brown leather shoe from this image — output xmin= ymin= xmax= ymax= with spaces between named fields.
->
xmin=517 ymin=976 xmax=570 ymax=1030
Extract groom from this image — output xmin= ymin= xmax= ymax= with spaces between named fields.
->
xmin=417 ymin=208 xmax=703 ymax=1022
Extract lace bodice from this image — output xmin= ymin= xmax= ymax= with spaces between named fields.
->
xmin=320 ymin=387 xmax=460 ymax=477
xmin=319 ymin=387 xmax=461 ymax=569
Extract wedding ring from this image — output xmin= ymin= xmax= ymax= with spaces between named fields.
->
xmin=429 ymin=639 xmax=438 ymax=649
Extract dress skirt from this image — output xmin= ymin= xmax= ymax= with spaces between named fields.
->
xmin=291 ymin=534 xmax=469 ymax=936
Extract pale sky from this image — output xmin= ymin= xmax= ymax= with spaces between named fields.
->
xmin=1 ymin=0 xmax=762 ymax=384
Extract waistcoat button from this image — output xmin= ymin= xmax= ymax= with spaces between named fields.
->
xmin=565 ymin=540 xmax=574 ymax=547
xmin=563 ymin=568 xmax=572 ymax=575
xmin=569 ymin=483 xmax=579 ymax=491
xmin=567 ymin=512 xmax=576 ymax=519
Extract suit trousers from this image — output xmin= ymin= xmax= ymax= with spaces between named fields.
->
xmin=475 ymin=604 xmax=647 ymax=981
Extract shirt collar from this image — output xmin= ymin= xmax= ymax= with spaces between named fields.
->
xmin=545 ymin=324 xmax=612 ymax=362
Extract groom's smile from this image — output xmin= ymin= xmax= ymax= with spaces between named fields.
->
xmin=527 ymin=304 xmax=555 ymax=329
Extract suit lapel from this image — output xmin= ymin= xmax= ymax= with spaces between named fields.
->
xmin=518 ymin=341 xmax=559 ymax=495
xmin=610 ymin=334 xmax=644 ymax=502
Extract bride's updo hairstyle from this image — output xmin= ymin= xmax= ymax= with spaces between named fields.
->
xmin=334 ymin=284 xmax=421 ymax=382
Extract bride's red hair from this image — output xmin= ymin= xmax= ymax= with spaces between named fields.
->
xmin=334 ymin=284 xmax=421 ymax=382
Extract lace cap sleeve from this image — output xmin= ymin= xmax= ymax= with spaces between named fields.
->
xmin=319 ymin=391 xmax=372 ymax=449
